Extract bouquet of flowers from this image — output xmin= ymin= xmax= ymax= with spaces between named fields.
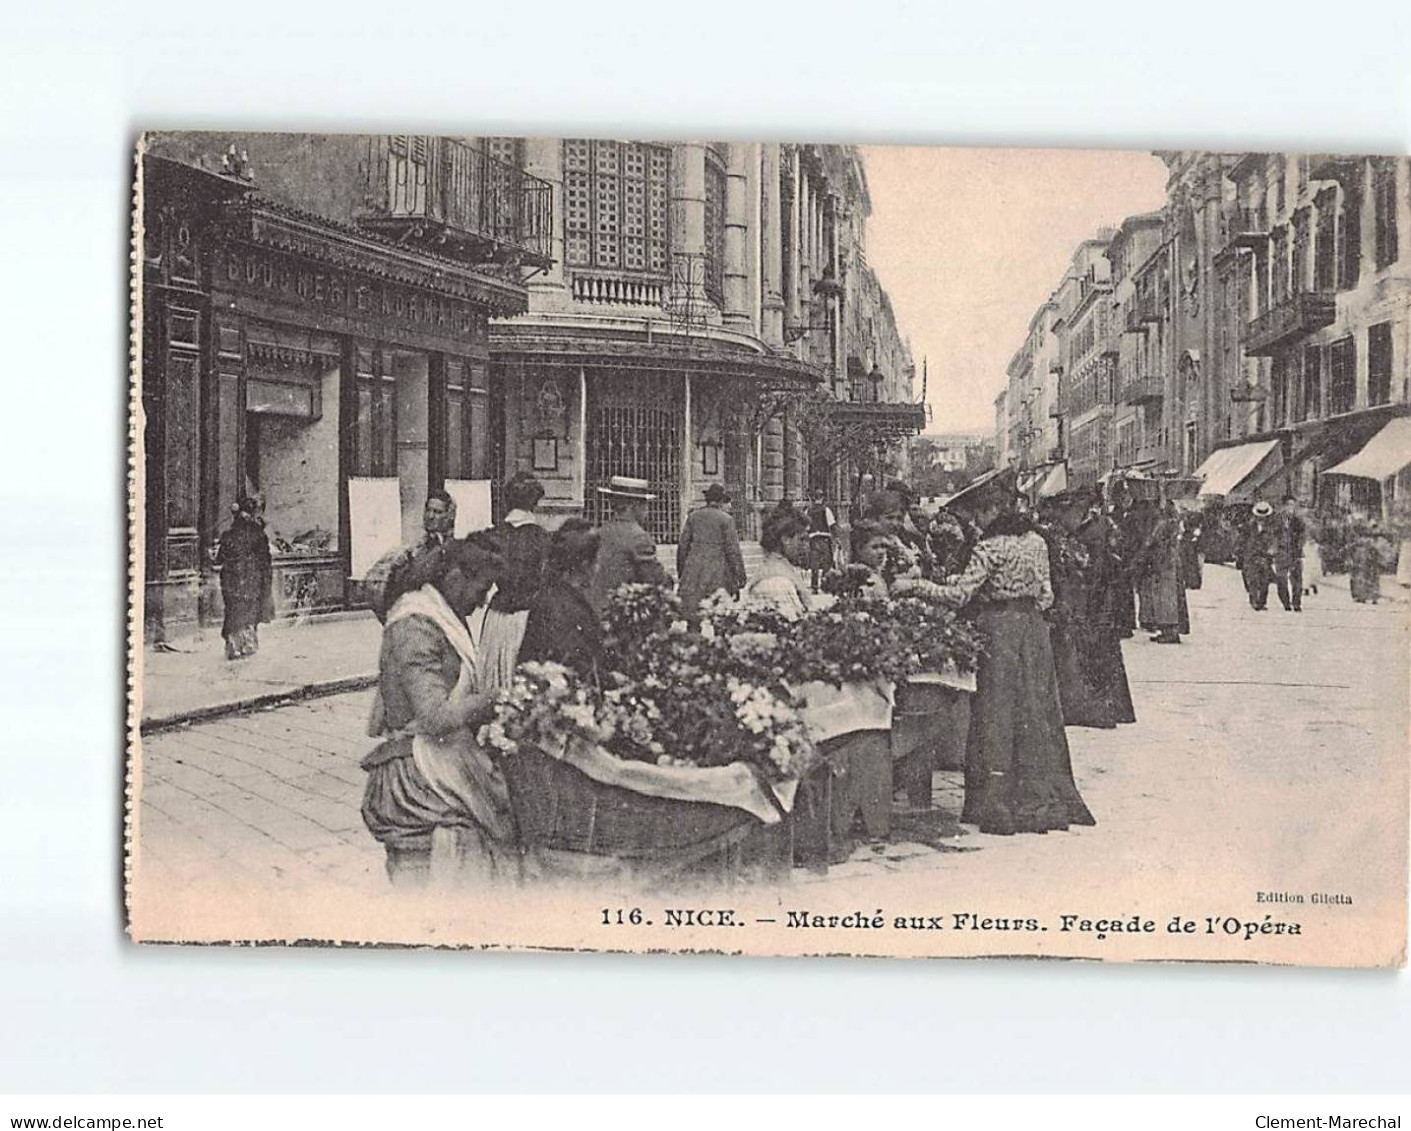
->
xmin=596 ymin=584 xmax=816 ymax=781
xmin=480 ymin=660 xmax=613 ymax=757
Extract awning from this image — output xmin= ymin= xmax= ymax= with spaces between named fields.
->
xmin=1036 ymin=462 xmax=1068 ymax=498
xmin=1323 ymin=417 xmax=1411 ymax=482
xmin=1194 ymin=439 xmax=1281 ymax=498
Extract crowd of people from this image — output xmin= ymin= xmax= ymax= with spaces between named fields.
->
xmin=207 ymin=464 xmax=1402 ymax=883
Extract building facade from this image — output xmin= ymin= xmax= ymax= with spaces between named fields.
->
xmin=139 ymin=133 xmax=550 ymax=638
xmin=139 ymin=135 xmax=922 ymax=638
xmin=1001 ymin=151 xmax=1411 ymax=513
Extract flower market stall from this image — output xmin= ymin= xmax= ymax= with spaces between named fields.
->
xmin=481 ymin=578 xmax=983 ymax=883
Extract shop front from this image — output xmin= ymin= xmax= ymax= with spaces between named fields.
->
xmin=489 ymin=331 xmax=821 ymax=544
xmin=140 ymin=157 xmax=527 ymax=639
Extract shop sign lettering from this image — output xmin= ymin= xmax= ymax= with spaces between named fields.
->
xmin=223 ymin=246 xmax=483 ymax=339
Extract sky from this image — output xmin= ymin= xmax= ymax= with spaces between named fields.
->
xmin=859 ymin=145 xmax=1170 ymax=435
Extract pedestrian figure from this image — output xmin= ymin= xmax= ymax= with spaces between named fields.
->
xmin=1139 ymin=498 xmax=1184 ymax=643
xmin=1239 ymin=501 xmax=1278 ymax=611
xmin=364 ymin=489 xmax=458 ymax=624
xmin=1074 ymin=489 xmax=1137 ymax=725
xmin=676 ymin=483 xmax=747 ymax=622
xmin=361 ymin=533 xmax=514 ymax=887
xmin=1111 ymin=494 xmax=1140 ymax=638
xmin=805 ymin=491 xmax=837 ymax=591
xmin=520 ymin=518 xmax=604 ymax=681
xmin=1274 ymin=495 xmax=1306 ymax=612
xmin=899 ymin=471 xmax=1096 ymax=837
xmin=1348 ymin=520 xmax=1384 ymax=604
xmin=215 ymin=495 xmax=273 ymax=660
xmin=479 ymin=473 xmax=550 ymax=692
xmin=591 ymin=476 xmax=669 ymax=612
xmin=745 ymin=509 xmax=813 ymax=617
xmin=1179 ymin=510 xmax=1203 ymax=590
xmin=1038 ymin=495 xmax=1116 ymax=727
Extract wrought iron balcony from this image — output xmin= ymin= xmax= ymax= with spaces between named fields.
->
xmin=1245 ymin=291 xmax=1337 ymax=357
xmin=360 ymin=136 xmax=553 ymax=267
xmin=1220 ymin=207 xmax=1269 ymax=253
xmin=1121 ymin=374 xmax=1164 ymax=405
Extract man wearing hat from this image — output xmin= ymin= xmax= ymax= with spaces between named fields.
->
xmin=676 ymin=482 xmax=747 ymax=622
xmin=590 ymin=476 xmax=669 ymax=612
xmin=1239 ymin=501 xmax=1278 ymax=611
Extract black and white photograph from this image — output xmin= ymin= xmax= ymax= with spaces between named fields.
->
xmin=127 ymin=131 xmax=1410 ymax=966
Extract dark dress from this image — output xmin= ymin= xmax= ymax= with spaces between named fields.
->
xmin=1039 ymin=523 xmax=1116 ymax=728
xmin=932 ymin=530 xmax=1096 ymax=836
xmin=1075 ymin=510 xmax=1137 ymax=725
xmin=215 ymin=515 xmax=272 ymax=658
xmin=519 ymin=576 xmax=605 ymax=680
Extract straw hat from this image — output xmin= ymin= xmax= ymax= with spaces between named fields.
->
xmin=1251 ymin=501 xmax=1273 ymax=518
xmin=597 ymin=475 xmax=657 ymax=501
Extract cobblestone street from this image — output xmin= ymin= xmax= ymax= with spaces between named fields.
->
xmin=132 ymin=564 xmax=1408 ymax=957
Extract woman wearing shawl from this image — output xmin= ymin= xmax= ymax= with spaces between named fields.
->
xmin=896 ymin=472 xmax=1095 ymax=837
xmin=361 ymin=533 xmax=515 ymax=886
xmin=479 ymin=474 xmax=551 ymax=692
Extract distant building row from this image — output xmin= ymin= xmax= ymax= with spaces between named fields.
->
xmin=995 ymin=152 xmax=1411 ymax=519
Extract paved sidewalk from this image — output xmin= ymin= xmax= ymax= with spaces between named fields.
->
xmin=137 ymin=613 xmax=381 ymax=730
xmin=138 ymin=539 xmax=770 ymax=729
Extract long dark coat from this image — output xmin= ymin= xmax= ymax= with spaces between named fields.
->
xmin=216 ymin=515 xmax=272 ymax=638
xmin=676 ymin=505 xmax=747 ymax=615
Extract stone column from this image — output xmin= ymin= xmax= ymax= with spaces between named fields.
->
xmin=760 ymin=144 xmax=785 ymax=346
xmin=784 ymin=146 xmax=802 ymax=336
xmin=799 ymin=168 xmax=813 ymax=292
xmin=723 ymin=143 xmax=750 ymax=330
xmin=745 ymin=142 xmax=762 ymax=338
xmin=521 ymin=138 xmax=564 ymax=297
xmin=671 ymin=141 xmax=707 ymax=307
xmin=762 ymin=415 xmax=784 ymax=508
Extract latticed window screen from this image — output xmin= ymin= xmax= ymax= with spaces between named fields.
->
xmin=584 ymin=372 xmax=683 ymax=544
xmin=1373 ymin=159 xmax=1400 ymax=270
xmin=564 ymin=140 xmax=671 ymax=274
xmin=703 ymin=156 xmax=725 ymax=304
xmin=1368 ymin=322 xmax=1393 ymax=407
xmin=1314 ymin=189 xmax=1338 ymax=292
xmin=354 ymin=345 xmax=397 ymax=477
xmin=443 ymin=356 xmax=491 ymax=481
xmin=1328 ymin=337 xmax=1356 ymax=416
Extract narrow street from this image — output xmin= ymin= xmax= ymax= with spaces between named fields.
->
xmin=131 ymin=565 xmax=1408 ymax=960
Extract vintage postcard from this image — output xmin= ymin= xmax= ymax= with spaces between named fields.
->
xmin=127 ymin=132 xmax=1409 ymax=965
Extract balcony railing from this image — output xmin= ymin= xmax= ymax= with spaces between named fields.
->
xmin=570 ymin=270 xmax=668 ymax=307
xmin=1121 ymin=374 xmax=1164 ymax=406
xmin=360 ymin=136 xmax=553 ymax=267
xmin=1245 ymin=291 xmax=1337 ymax=356
xmin=1220 ymin=206 xmax=1269 ymax=253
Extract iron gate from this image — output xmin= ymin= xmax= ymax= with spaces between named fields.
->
xmin=585 ymin=371 xmax=683 ymax=543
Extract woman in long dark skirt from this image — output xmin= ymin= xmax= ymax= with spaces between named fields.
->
xmin=215 ymin=496 xmax=272 ymax=660
xmin=1037 ymin=496 xmax=1115 ymax=728
xmin=899 ymin=472 xmax=1095 ymax=836
xmin=1074 ymin=491 xmax=1137 ymax=724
